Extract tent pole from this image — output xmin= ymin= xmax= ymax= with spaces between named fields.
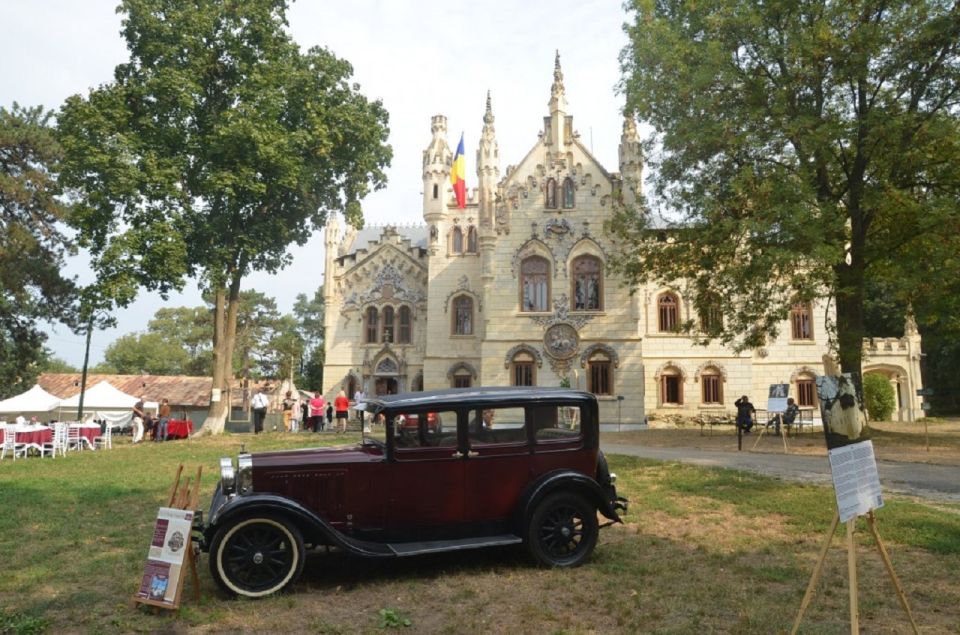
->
xmin=78 ymin=319 xmax=93 ymax=420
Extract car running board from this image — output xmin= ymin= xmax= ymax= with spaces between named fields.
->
xmin=387 ymin=534 xmax=523 ymax=557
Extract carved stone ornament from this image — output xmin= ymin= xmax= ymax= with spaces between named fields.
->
xmin=544 ymin=323 xmax=579 ymax=360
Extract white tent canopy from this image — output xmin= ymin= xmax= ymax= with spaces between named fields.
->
xmin=59 ymin=381 xmax=158 ymax=411
xmin=0 ymin=384 xmax=61 ymax=414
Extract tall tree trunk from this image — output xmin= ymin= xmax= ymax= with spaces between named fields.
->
xmin=197 ymin=287 xmax=229 ymax=435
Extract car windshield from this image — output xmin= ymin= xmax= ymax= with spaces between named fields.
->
xmin=362 ymin=405 xmax=387 ymax=445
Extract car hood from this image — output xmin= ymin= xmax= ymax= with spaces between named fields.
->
xmin=251 ymin=442 xmax=383 ymax=468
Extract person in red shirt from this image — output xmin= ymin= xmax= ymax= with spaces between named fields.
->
xmin=334 ymin=390 xmax=350 ymax=434
xmin=309 ymin=393 xmax=325 ymax=433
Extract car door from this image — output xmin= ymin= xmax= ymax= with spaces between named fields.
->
xmin=386 ymin=409 xmax=465 ymax=538
xmin=461 ymin=405 xmax=532 ymax=525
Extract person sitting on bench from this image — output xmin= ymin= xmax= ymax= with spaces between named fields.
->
xmin=735 ymin=395 xmax=756 ymax=433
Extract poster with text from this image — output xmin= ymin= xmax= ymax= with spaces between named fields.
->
xmin=828 ymin=440 xmax=884 ymax=522
xmin=135 ymin=507 xmax=194 ymax=606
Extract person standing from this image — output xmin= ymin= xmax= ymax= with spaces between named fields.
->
xmin=299 ymin=398 xmax=309 ymax=433
xmin=734 ymin=394 xmax=756 ymax=434
xmin=281 ymin=391 xmax=296 ymax=432
xmin=309 ymin=392 xmax=325 ymax=432
xmin=131 ymin=397 xmax=146 ymax=443
xmin=354 ymin=388 xmax=366 ymax=427
xmin=325 ymin=401 xmax=334 ymax=431
xmin=251 ymin=388 xmax=269 ymax=435
xmin=156 ymin=398 xmax=171 ymax=442
xmin=334 ymin=390 xmax=350 ymax=433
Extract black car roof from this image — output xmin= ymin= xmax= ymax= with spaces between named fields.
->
xmin=365 ymin=386 xmax=595 ymax=411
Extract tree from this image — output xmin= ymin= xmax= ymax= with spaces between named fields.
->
xmin=0 ymin=104 xmax=78 ymax=398
xmin=103 ymin=331 xmax=191 ymax=375
xmin=292 ymin=286 xmax=324 ymax=388
xmin=615 ymin=0 xmax=960 ymax=374
xmin=57 ymin=0 xmax=392 ymax=434
xmin=148 ymin=307 xmax=215 ymax=376
xmin=863 ymin=372 xmax=896 ymax=421
xmin=40 ymin=357 xmax=79 ymax=374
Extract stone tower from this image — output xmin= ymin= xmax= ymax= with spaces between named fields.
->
xmin=422 ymin=114 xmax=453 ymax=246
xmin=618 ymin=116 xmax=643 ymax=209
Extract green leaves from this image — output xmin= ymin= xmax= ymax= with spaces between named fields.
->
xmin=615 ymin=0 xmax=960 ymax=368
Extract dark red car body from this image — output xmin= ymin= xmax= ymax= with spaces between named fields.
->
xmin=199 ymin=387 xmax=626 ymax=597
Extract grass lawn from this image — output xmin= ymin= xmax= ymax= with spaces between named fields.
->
xmin=1 ymin=432 xmax=958 ymax=634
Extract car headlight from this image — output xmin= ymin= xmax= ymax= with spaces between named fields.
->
xmin=220 ymin=457 xmax=236 ymax=495
xmin=237 ymin=454 xmax=253 ymax=494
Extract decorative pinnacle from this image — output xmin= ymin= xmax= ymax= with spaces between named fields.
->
xmin=551 ymin=50 xmax=565 ymax=99
xmin=484 ymin=90 xmax=494 ymax=125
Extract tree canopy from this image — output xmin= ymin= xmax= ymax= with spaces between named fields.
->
xmin=57 ymin=0 xmax=391 ymax=432
xmin=614 ymin=0 xmax=960 ymax=373
xmin=0 ymin=104 xmax=78 ymax=397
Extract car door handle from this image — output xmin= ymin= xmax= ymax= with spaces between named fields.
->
xmin=452 ymin=450 xmax=480 ymax=458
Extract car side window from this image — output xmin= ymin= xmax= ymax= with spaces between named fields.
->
xmin=533 ymin=405 xmax=582 ymax=442
xmin=468 ymin=406 xmax=527 ymax=446
xmin=393 ymin=411 xmax=456 ymax=449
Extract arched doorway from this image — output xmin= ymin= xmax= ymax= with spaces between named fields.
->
xmin=374 ymin=377 xmax=398 ymax=396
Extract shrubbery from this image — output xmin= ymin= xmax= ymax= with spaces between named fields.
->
xmin=863 ymin=373 xmax=896 ymax=421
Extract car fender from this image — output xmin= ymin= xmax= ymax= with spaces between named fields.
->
xmin=203 ymin=493 xmax=393 ymax=559
xmin=515 ymin=470 xmax=622 ymax=532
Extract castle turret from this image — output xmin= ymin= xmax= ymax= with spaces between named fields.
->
xmin=476 ymin=91 xmax=499 ymax=231
xmin=422 ymin=115 xmax=452 ymax=226
xmin=618 ymin=116 xmax=643 ymax=208
xmin=323 ymin=212 xmax=341 ymax=303
xmin=544 ymin=51 xmax=571 ymax=150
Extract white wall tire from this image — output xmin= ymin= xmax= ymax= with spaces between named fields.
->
xmin=210 ymin=515 xmax=305 ymax=598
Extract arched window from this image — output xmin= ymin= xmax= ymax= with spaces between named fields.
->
xmin=658 ymin=293 xmax=679 ymax=332
xmin=452 ymin=226 xmax=464 ymax=254
xmin=511 ymin=352 xmax=536 ymax=386
xmin=520 ymin=256 xmax=550 ymax=312
xmin=432 ymin=184 xmax=438 ymax=199
xmin=398 ymin=306 xmax=411 ymax=343
xmin=796 ymin=373 xmax=817 ymax=407
xmin=562 ymin=177 xmax=575 ymax=209
xmin=660 ymin=367 xmax=683 ymax=405
xmin=545 ymin=178 xmax=557 ymax=209
xmin=587 ymin=352 xmax=612 ymax=395
xmin=572 ymin=255 xmax=602 ymax=311
xmin=452 ymin=368 xmax=472 ymax=388
xmin=452 ymin=296 xmax=473 ymax=335
xmin=365 ymin=307 xmax=378 ymax=344
xmin=700 ymin=367 xmax=723 ymax=405
xmin=698 ymin=294 xmax=723 ymax=335
xmin=382 ymin=306 xmax=394 ymax=343
xmin=467 ymin=226 xmax=478 ymax=253
xmin=791 ymin=302 xmax=813 ymax=340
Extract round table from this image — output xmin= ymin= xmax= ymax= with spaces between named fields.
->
xmin=166 ymin=419 xmax=193 ymax=439
xmin=0 ymin=425 xmax=53 ymax=450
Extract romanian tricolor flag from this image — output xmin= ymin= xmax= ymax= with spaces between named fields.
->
xmin=450 ymin=132 xmax=466 ymax=208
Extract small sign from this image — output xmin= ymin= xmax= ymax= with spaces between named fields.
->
xmin=921 ymin=402 xmax=932 ymax=411
xmin=916 ymin=388 xmax=934 ymax=397
xmin=828 ymin=440 xmax=884 ymax=522
xmin=134 ymin=507 xmax=194 ymax=607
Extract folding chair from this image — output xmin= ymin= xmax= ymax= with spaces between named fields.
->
xmin=94 ymin=424 xmax=112 ymax=450
xmin=1 ymin=427 xmax=26 ymax=460
xmin=66 ymin=424 xmax=83 ymax=452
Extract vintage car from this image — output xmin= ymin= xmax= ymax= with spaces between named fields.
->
xmin=198 ymin=387 xmax=628 ymax=597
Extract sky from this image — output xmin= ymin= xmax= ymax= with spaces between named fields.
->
xmin=1 ymin=0 xmax=634 ymax=368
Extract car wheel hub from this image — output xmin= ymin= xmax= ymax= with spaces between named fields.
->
xmin=253 ymin=552 xmax=264 ymax=565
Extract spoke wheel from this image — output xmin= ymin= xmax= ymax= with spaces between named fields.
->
xmin=527 ymin=492 xmax=598 ymax=567
xmin=211 ymin=515 xmax=305 ymax=598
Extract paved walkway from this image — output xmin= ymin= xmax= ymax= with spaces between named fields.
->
xmin=601 ymin=443 xmax=960 ymax=504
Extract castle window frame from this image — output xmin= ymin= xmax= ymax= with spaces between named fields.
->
xmin=562 ymin=177 xmax=575 ymax=209
xmin=796 ymin=374 xmax=817 ymax=407
xmin=545 ymin=178 xmax=558 ymax=209
xmin=365 ymin=307 xmax=378 ymax=344
xmin=452 ymin=226 xmax=464 ymax=254
xmin=587 ymin=352 xmax=612 ymax=396
xmin=466 ymin=226 xmax=478 ymax=253
xmin=791 ymin=301 xmax=814 ymax=340
xmin=452 ymin=295 xmax=474 ymax=336
xmin=520 ymin=256 xmax=550 ymax=312
xmin=381 ymin=306 xmax=395 ymax=343
xmin=660 ymin=368 xmax=684 ymax=405
xmin=571 ymin=255 xmax=603 ymax=311
xmin=511 ymin=352 xmax=536 ymax=386
xmin=432 ymin=184 xmax=438 ymax=199
xmin=398 ymin=306 xmax=412 ymax=344
xmin=700 ymin=367 xmax=723 ymax=405
xmin=452 ymin=370 xmax=472 ymax=388
xmin=658 ymin=292 xmax=680 ymax=332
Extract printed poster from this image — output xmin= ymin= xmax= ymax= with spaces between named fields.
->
xmin=767 ymin=383 xmax=789 ymax=413
xmin=135 ymin=507 xmax=194 ymax=605
xmin=828 ymin=440 xmax=884 ymax=522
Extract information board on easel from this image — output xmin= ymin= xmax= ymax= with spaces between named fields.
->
xmin=791 ymin=367 xmax=918 ymax=635
xmin=133 ymin=465 xmax=203 ymax=611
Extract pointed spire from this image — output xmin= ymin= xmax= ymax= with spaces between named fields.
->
xmin=551 ymin=49 xmax=565 ymax=102
xmin=483 ymin=90 xmax=494 ymax=125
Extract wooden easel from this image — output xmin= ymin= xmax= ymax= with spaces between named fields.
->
xmin=791 ymin=511 xmax=919 ymax=632
xmin=749 ymin=415 xmax=789 ymax=454
xmin=133 ymin=464 xmax=203 ymax=611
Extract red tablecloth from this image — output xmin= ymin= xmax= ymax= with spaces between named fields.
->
xmin=167 ymin=419 xmax=193 ymax=439
xmin=71 ymin=424 xmax=100 ymax=446
xmin=0 ymin=426 xmax=53 ymax=447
